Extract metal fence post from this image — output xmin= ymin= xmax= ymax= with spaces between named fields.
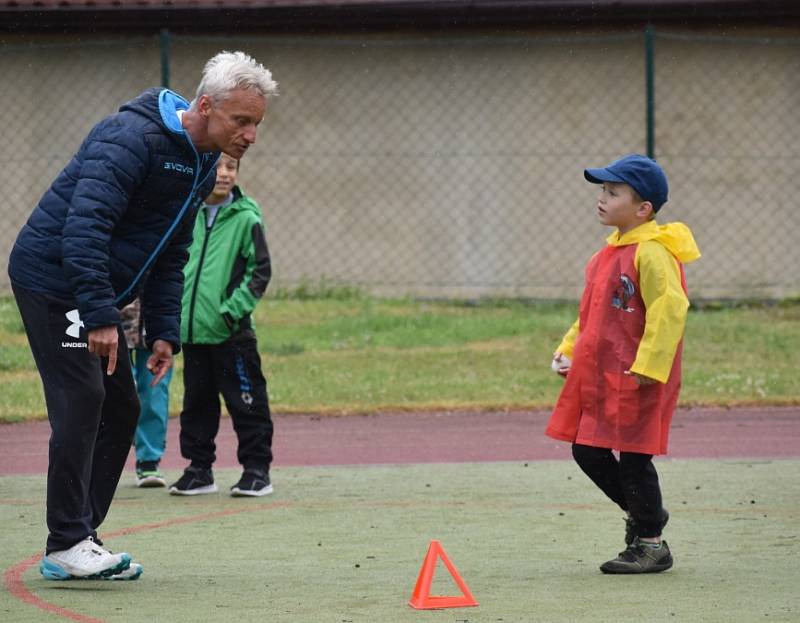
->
xmin=645 ymin=25 xmax=655 ymax=158
xmin=160 ymin=29 xmax=171 ymax=88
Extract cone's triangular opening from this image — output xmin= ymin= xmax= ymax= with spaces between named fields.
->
xmin=408 ymin=540 xmax=478 ymax=610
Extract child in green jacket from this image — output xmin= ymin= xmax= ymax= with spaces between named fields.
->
xmin=170 ymin=154 xmax=274 ymax=497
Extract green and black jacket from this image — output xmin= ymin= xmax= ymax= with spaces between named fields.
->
xmin=180 ymin=186 xmax=271 ymax=344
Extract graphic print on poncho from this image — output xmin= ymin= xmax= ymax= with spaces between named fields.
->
xmin=612 ymin=274 xmax=636 ymax=312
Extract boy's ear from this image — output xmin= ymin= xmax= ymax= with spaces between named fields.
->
xmin=637 ymin=201 xmax=655 ymax=219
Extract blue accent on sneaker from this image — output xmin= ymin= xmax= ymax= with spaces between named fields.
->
xmin=39 ymin=557 xmax=72 ymax=580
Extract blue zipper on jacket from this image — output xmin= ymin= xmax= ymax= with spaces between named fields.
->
xmin=114 ymin=106 xmax=218 ymax=306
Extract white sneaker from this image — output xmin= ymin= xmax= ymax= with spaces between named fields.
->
xmin=40 ymin=537 xmax=131 ymax=580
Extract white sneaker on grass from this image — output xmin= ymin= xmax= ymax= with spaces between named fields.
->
xmin=40 ymin=537 xmax=131 ymax=580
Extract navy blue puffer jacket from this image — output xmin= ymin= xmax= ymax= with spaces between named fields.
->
xmin=8 ymin=88 xmax=219 ymax=352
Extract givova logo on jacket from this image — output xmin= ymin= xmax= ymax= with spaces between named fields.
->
xmin=62 ymin=309 xmax=87 ymax=348
xmin=164 ymin=162 xmax=194 ymax=175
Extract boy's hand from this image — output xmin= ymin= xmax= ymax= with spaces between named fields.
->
xmin=147 ymin=339 xmax=174 ymax=387
xmin=551 ymin=352 xmax=571 ymax=377
xmin=624 ymin=370 xmax=658 ymax=385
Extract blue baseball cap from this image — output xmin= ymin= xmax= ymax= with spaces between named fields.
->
xmin=584 ymin=154 xmax=669 ymax=211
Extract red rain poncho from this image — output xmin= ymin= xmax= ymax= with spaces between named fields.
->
xmin=546 ymin=221 xmax=701 ymax=455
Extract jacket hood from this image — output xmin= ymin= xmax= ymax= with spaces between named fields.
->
xmin=118 ymin=88 xmax=190 ymax=136
xmin=607 ymin=220 xmax=701 ymax=264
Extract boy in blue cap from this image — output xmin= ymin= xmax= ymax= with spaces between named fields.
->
xmin=546 ymin=154 xmax=700 ymax=574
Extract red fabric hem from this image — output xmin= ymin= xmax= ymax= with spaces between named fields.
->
xmin=544 ymin=428 xmax=576 ymax=443
xmin=574 ymin=435 xmax=668 ymax=456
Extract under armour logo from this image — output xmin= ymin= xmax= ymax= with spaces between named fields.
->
xmin=65 ymin=309 xmax=84 ymax=338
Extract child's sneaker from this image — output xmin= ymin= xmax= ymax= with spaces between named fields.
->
xmin=230 ymin=468 xmax=273 ymax=497
xmin=40 ymin=537 xmax=131 ymax=580
xmin=169 ymin=466 xmax=218 ymax=496
xmin=135 ymin=461 xmax=166 ymax=488
xmin=600 ymin=540 xmax=673 ymax=574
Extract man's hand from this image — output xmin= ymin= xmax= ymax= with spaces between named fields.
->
xmin=146 ymin=339 xmax=174 ymax=387
xmin=624 ymin=370 xmax=658 ymax=385
xmin=88 ymin=326 xmax=119 ymax=376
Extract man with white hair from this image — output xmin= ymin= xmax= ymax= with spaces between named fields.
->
xmin=7 ymin=51 xmax=277 ymax=581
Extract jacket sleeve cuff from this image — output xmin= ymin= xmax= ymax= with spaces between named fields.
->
xmin=81 ymin=307 xmax=121 ymax=333
xmin=145 ymin=335 xmax=181 ymax=356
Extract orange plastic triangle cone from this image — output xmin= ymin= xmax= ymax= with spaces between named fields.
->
xmin=408 ymin=540 xmax=478 ymax=609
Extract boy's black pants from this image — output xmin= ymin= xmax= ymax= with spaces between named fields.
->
xmin=12 ymin=284 xmax=139 ymax=554
xmin=179 ymin=339 xmax=273 ymax=472
xmin=572 ymin=443 xmax=668 ymax=538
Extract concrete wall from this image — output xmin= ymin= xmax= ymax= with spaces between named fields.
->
xmin=1 ymin=28 xmax=798 ymax=299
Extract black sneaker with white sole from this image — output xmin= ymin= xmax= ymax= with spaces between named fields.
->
xmin=230 ymin=468 xmax=273 ymax=497
xmin=169 ymin=466 xmax=218 ymax=496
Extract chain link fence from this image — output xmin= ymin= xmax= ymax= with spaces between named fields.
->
xmin=1 ymin=29 xmax=798 ymax=300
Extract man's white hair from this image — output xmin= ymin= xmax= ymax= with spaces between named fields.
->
xmin=192 ymin=51 xmax=277 ymax=108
